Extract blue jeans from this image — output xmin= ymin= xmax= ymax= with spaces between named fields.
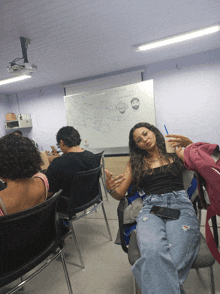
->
xmin=131 ymin=190 xmax=200 ymax=294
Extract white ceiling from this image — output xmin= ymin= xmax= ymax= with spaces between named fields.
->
xmin=0 ymin=0 xmax=219 ymax=94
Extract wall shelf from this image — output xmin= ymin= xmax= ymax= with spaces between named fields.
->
xmin=5 ymin=119 xmax=32 ymax=130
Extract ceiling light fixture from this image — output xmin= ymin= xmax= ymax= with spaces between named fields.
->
xmin=0 ymin=75 xmax=31 ymax=86
xmin=134 ymin=25 xmax=220 ymax=51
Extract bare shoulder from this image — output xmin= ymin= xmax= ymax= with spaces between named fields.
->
xmin=30 ymin=177 xmax=46 ymax=201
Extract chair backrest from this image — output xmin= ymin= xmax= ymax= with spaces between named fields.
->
xmin=68 ymin=165 xmax=102 ymax=210
xmin=0 ymin=180 xmax=6 ymax=191
xmin=95 ymin=151 xmax=104 ymax=164
xmin=95 ymin=151 xmax=107 ymax=187
xmin=95 ymin=150 xmax=105 ymax=172
xmin=0 ymin=190 xmax=62 ymax=280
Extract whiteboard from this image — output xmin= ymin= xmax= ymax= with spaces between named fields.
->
xmin=64 ymin=80 xmax=156 ymax=152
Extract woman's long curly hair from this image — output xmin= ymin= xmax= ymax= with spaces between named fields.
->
xmin=129 ymin=122 xmax=184 ymax=191
xmin=0 ymin=133 xmax=43 ymax=180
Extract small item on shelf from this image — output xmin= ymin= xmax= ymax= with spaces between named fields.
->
xmin=5 ymin=113 xmax=17 ymax=121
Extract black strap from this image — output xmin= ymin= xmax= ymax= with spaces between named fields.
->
xmin=117 ymin=199 xmax=128 ymax=253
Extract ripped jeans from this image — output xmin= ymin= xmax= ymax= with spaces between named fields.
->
xmin=131 ymin=190 xmax=200 ymax=294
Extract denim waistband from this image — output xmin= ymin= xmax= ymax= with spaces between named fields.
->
xmin=142 ymin=190 xmax=188 ymax=203
xmin=144 ymin=189 xmax=186 ymax=198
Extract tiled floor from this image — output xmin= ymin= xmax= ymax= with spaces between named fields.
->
xmin=2 ymin=156 xmax=220 ymax=293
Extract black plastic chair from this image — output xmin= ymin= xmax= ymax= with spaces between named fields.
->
xmin=0 ymin=190 xmax=73 ymax=294
xmin=0 ymin=180 xmax=6 ymax=191
xmin=96 ymin=150 xmax=108 ymax=201
xmin=58 ymin=165 xmax=112 ymax=269
xmin=117 ymin=190 xmax=216 ymax=294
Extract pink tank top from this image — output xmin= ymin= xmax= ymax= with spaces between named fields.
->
xmin=0 ymin=173 xmax=49 ymax=216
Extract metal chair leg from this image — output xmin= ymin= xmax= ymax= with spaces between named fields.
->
xmin=198 ymin=208 xmax=202 ymax=226
xmin=20 ymin=276 xmax=24 ymax=291
xmin=100 ymin=177 xmax=108 ymax=201
xmin=133 ymin=275 xmax=136 ymax=294
xmin=101 ymin=154 xmax=108 ymax=201
xmin=104 ymin=189 xmax=109 ymax=201
xmin=60 ymin=251 xmax=73 ymax=294
xmin=69 ymin=221 xmax=85 ymax=269
xmin=101 ymin=202 xmax=112 ymax=241
xmin=209 ymin=266 xmax=215 ymax=294
xmin=133 ymin=275 xmax=142 ymax=294
xmin=211 ymin=216 xmax=219 ymax=247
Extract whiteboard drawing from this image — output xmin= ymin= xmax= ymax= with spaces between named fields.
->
xmin=131 ymin=97 xmax=140 ymax=110
xmin=116 ymin=101 xmax=128 ymax=114
xmin=64 ymin=80 xmax=155 ymax=149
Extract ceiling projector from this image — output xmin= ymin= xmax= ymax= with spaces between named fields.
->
xmin=7 ymin=37 xmax=37 ymax=76
xmin=7 ymin=62 xmax=37 ymax=75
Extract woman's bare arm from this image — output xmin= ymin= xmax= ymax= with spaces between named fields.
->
xmin=105 ymin=162 xmax=132 ymax=201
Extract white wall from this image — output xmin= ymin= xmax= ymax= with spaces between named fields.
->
xmin=0 ymin=94 xmax=9 ymax=137
xmin=144 ymin=48 xmax=220 ymax=145
xmin=6 ymin=85 xmax=67 ymax=150
xmin=3 ymin=47 xmax=220 ymax=149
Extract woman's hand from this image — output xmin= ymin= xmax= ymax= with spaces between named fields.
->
xmin=40 ymin=151 xmax=50 ymax=170
xmin=165 ymin=134 xmax=193 ymax=148
xmin=105 ymin=169 xmax=125 ymax=193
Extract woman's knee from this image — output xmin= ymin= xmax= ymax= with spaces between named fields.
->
xmin=138 ymin=238 xmax=169 ymax=260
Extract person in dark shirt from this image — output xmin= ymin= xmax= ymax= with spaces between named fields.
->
xmin=105 ymin=122 xmax=200 ymax=294
xmin=46 ymin=126 xmax=100 ymax=197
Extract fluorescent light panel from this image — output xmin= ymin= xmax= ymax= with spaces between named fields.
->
xmin=134 ymin=25 xmax=220 ymax=51
xmin=0 ymin=75 xmax=31 ymax=86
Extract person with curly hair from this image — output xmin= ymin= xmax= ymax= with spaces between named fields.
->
xmin=105 ymin=122 xmax=200 ymax=294
xmin=0 ymin=133 xmax=49 ymax=216
xmin=13 ymin=130 xmax=23 ymax=136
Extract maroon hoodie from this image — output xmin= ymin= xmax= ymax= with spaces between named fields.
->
xmin=184 ymin=142 xmax=220 ymax=263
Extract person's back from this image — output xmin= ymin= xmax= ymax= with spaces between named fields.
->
xmin=46 ymin=126 xmax=99 ymax=197
xmin=47 ymin=150 xmax=99 ymax=196
xmin=0 ymin=134 xmax=49 ymax=216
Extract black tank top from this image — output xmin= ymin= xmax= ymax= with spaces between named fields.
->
xmin=142 ymin=161 xmax=184 ymax=195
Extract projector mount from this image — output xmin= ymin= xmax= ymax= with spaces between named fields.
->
xmin=7 ymin=37 xmax=37 ymax=75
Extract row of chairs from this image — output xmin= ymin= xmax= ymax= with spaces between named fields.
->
xmin=0 ymin=152 xmax=112 ymax=293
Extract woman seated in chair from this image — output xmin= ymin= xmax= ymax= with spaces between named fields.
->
xmin=0 ymin=133 xmax=49 ymax=216
xmin=105 ymin=122 xmax=200 ymax=294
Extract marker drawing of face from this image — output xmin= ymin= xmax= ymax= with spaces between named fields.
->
xmin=116 ymin=101 xmax=128 ymax=114
xmin=131 ymin=97 xmax=140 ymax=110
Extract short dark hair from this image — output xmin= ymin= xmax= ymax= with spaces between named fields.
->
xmin=131 ymin=97 xmax=139 ymax=103
xmin=0 ymin=133 xmax=43 ymax=179
xmin=13 ymin=130 xmax=23 ymax=136
xmin=56 ymin=126 xmax=81 ymax=147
